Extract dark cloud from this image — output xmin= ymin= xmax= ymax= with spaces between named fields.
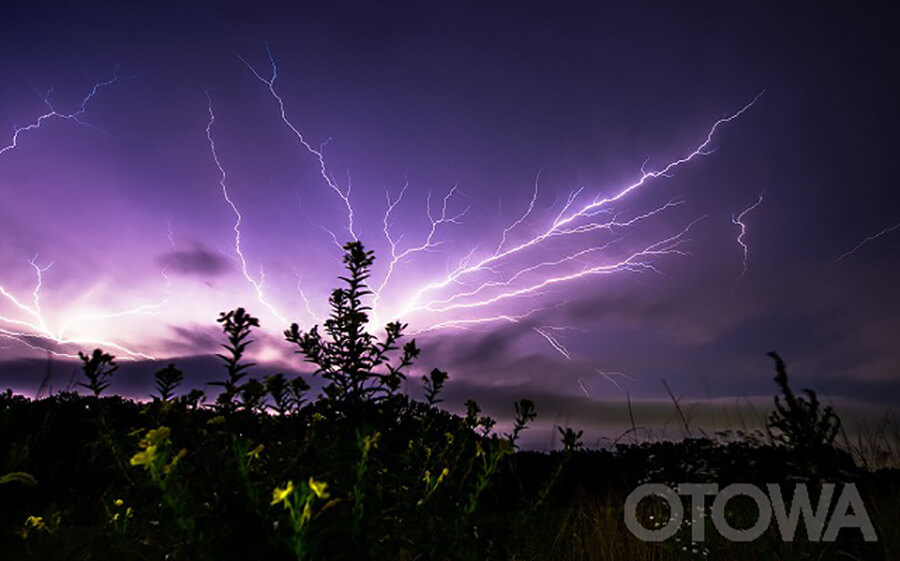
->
xmin=164 ymin=325 xmax=224 ymax=354
xmin=158 ymin=246 xmax=231 ymax=277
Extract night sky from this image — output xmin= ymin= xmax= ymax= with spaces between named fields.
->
xmin=2 ymin=2 xmax=899 ymax=445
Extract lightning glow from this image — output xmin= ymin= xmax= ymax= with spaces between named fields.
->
xmin=0 ymin=256 xmax=162 ymax=360
xmin=1 ymin=52 xmax=763 ymax=395
xmin=401 ymin=91 xmax=765 ymax=316
xmin=0 ymin=74 xmax=177 ymax=360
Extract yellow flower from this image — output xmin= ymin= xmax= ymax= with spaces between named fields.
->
xmin=308 ymin=477 xmax=329 ymax=499
xmin=311 ymin=412 xmax=325 ymax=422
xmin=271 ymin=481 xmax=295 ymax=506
xmin=130 ymin=445 xmax=158 ymax=467
xmin=163 ymin=449 xmax=187 ymax=475
xmin=138 ymin=426 xmax=171 ymax=449
xmin=114 ymin=499 xmax=124 ymax=507
xmin=21 ymin=516 xmax=48 ymax=539
xmin=362 ymin=432 xmax=380 ymax=453
xmin=301 ymin=500 xmax=313 ymax=523
xmin=247 ymin=444 xmax=265 ymax=461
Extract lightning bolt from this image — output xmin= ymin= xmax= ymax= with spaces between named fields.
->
xmin=731 ymin=192 xmax=764 ymax=285
xmin=235 ymin=45 xmax=357 ymax=242
xmin=0 ymin=73 xmax=175 ymax=361
xmin=836 ymin=220 xmax=900 ymax=262
xmin=373 ymin=181 xmax=468 ymax=325
xmin=595 ymin=370 xmax=636 ymax=392
xmin=532 ymin=326 xmax=572 ymax=359
xmin=412 ymin=217 xmax=705 ymax=317
xmin=218 ymin=50 xmax=760 ymax=348
xmin=0 ymin=256 xmax=162 ymax=360
xmin=1 ymin=72 xmax=119 ymax=158
xmin=401 ymin=92 xmax=764 ymax=315
xmin=496 ymin=171 xmax=541 ymax=254
xmin=1 ymin=54 xmax=763 ymax=378
xmin=204 ymin=90 xmax=289 ymax=327
xmin=294 ymin=270 xmax=323 ymax=324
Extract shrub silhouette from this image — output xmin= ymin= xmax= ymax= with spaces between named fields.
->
xmin=153 ymin=363 xmax=184 ymax=402
xmin=77 ymin=348 xmax=118 ymax=397
xmin=211 ymin=307 xmax=260 ymax=413
xmin=766 ymin=351 xmax=841 ymax=452
xmin=284 ymin=241 xmax=420 ymax=412
xmin=263 ymin=373 xmax=311 ymax=415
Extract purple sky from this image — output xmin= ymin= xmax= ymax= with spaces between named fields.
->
xmin=2 ymin=2 xmax=899 ymax=443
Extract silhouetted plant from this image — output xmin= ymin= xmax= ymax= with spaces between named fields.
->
xmin=464 ymin=398 xmax=496 ymax=436
xmin=284 ymin=241 xmax=420 ymax=410
xmin=766 ymin=351 xmax=841 ymax=452
xmin=240 ymin=378 xmax=267 ymax=413
xmin=423 ymin=368 xmax=448 ymax=405
xmin=77 ymin=348 xmax=118 ymax=397
xmin=287 ymin=376 xmax=311 ymax=411
xmin=264 ymin=373 xmax=291 ymax=415
xmin=264 ymin=373 xmax=311 ymax=415
xmin=153 ymin=363 xmax=184 ymax=402
xmin=180 ymin=388 xmax=206 ymax=410
xmin=508 ymin=398 xmax=537 ymax=445
xmin=212 ymin=307 xmax=260 ymax=413
xmin=558 ymin=426 xmax=584 ymax=451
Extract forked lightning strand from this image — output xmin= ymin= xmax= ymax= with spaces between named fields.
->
xmin=235 ymin=46 xmax=357 ymax=241
xmin=1 ymin=72 xmax=118 ymax=158
xmin=205 ymin=91 xmax=289 ymax=327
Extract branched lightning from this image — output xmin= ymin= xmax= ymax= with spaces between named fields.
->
xmin=0 ymin=73 xmax=178 ymax=361
xmin=0 ymin=256 xmax=162 ymax=360
xmin=216 ymin=50 xmax=761 ymax=376
xmin=1 ymin=72 xmax=119 ymax=158
xmin=731 ymin=192 xmax=764 ymax=285
xmin=204 ymin=91 xmax=290 ymax=327
xmin=372 ymin=182 xmax=469 ymax=323
xmin=496 ymin=172 xmax=541 ymax=254
xmin=532 ymin=326 xmax=572 ymax=359
xmin=412 ymin=216 xmax=704 ymax=316
xmin=235 ymin=46 xmax=357 ymax=241
xmin=1 ymin=54 xmax=763 ymax=393
xmin=400 ymin=92 xmax=764 ymax=315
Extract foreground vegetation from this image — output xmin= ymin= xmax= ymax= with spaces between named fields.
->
xmin=1 ymin=243 xmax=897 ymax=560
